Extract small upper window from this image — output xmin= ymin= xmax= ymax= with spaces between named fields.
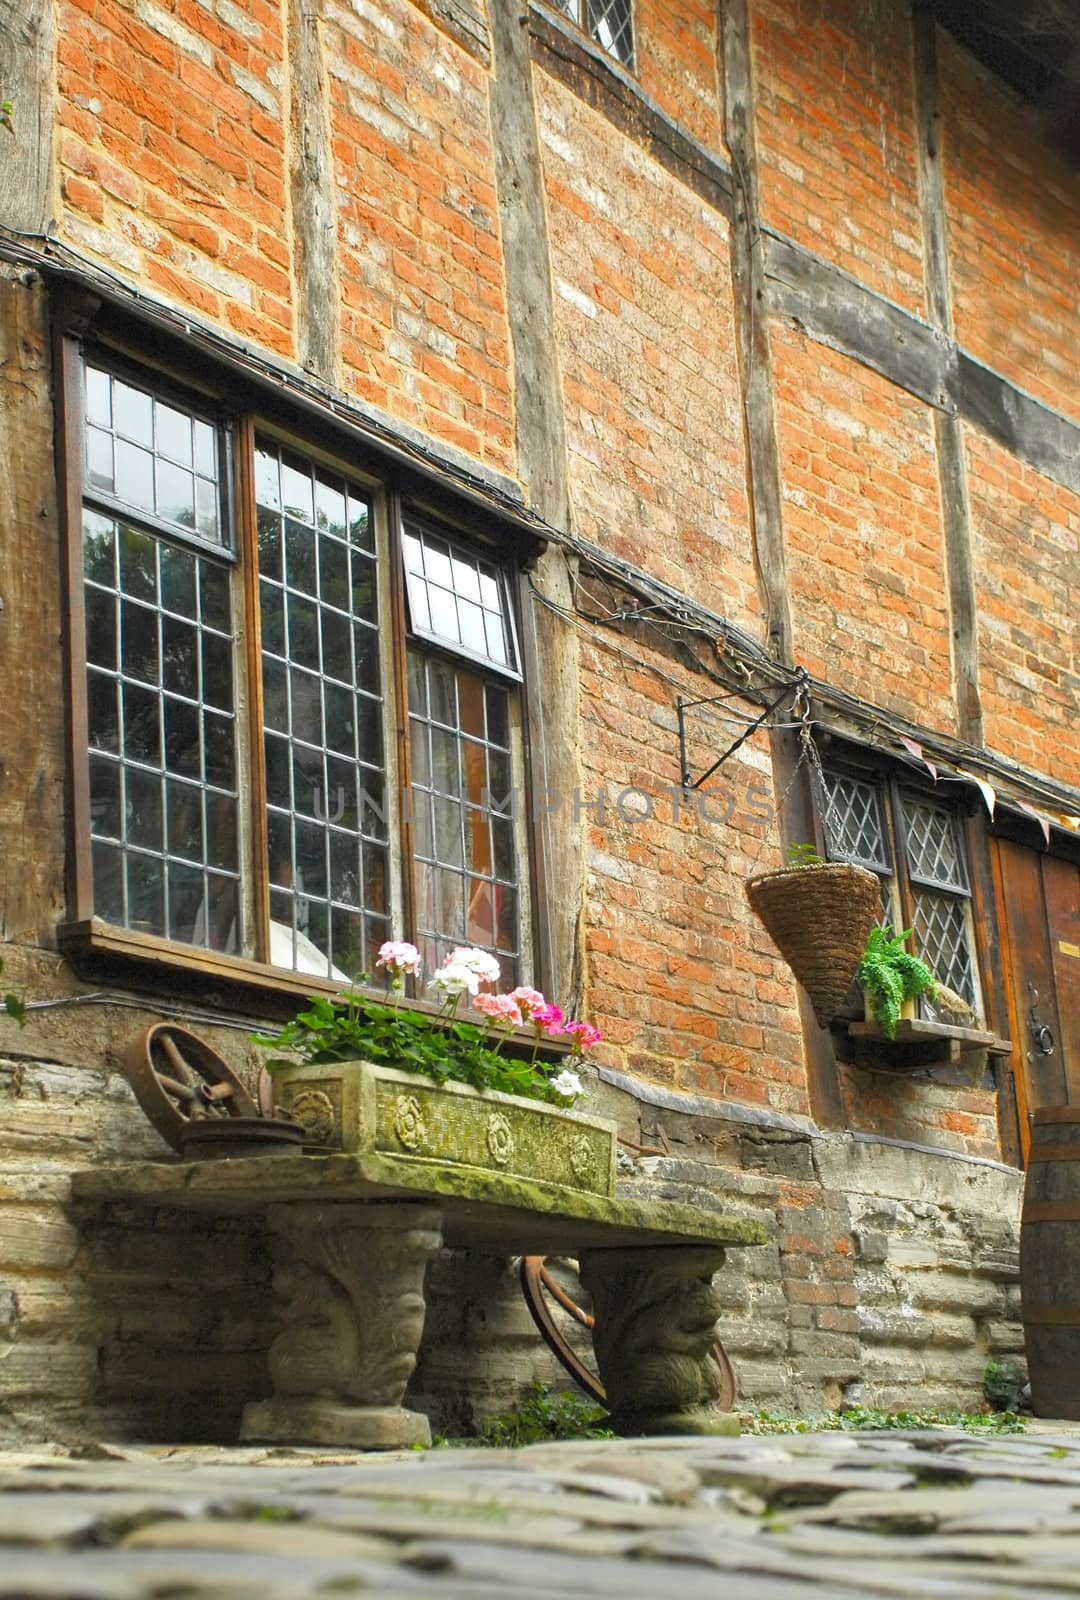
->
xmin=403 ymin=520 xmax=518 ymax=675
xmin=555 ymin=0 xmax=634 ymax=68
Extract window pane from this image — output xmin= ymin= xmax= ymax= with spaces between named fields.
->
xmin=408 ymin=651 xmax=521 ymax=979
xmin=821 ymin=771 xmax=891 ymax=873
xmin=80 ymin=423 xmax=239 ymax=952
xmin=402 ymin=518 xmax=518 ymax=672
xmin=912 ymin=891 xmax=977 ymax=1006
xmin=903 ymin=798 xmax=969 ymax=892
xmin=83 ymin=366 xmax=225 ymax=546
xmin=586 ymin=0 xmax=633 ymax=64
xmin=256 ymin=438 xmax=386 ymax=978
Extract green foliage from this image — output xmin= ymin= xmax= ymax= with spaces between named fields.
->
xmin=983 ymin=1358 xmax=1025 ymax=1413
xmin=476 ymin=1382 xmax=614 ymax=1447
xmin=0 ymin=959 xmax=26 ymax=1026
xmin=857 ymin=925 xmax=936 ymax=1039
xmin=1 ymin=100 xmax=12 ymax=136
xmin=255 ymin=992 xmax=574 ymax=1107
xmin=745 ymin=1406 xmax=1026 ymax=1435
xmin=786 ymin=841 xmax=824 ymax=867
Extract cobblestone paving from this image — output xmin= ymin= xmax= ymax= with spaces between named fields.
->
xmin=3 ymin=1427 xmax=1080 ymax=1597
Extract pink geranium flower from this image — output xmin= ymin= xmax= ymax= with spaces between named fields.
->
xmin=376 ymin=940 xmax=422 ymax=976
xmin=473 ymin=992 xmax=524 ymax=1028
xmin=562 ymin=1020 xmax=602 ymax=1051
xmin=532 ymin=1002 xmax=565 ymax=1035
xmin=508 ymin=986 xmax=547 ymax=1020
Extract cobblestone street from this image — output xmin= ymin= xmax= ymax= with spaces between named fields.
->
xmin=3 ymin=1426 xmax=1080 ymax=1597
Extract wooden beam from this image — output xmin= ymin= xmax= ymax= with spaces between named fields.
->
xmin=719 ymin=0 xmax=792 ymax=666
xmin=0 ymin=0 xmax=54 ymax=237
xmin=765 ymin=232 xmax=1080 ymax=502
xmin=411 ymin=0 xmax=489 ymax=67
xmin=288 ymin=0 xmax=340 ymax=384
xmin=490 ymin=0 xmax=583 ymax=1008
xmin=913 ymin=3 xmax=984 ymax=746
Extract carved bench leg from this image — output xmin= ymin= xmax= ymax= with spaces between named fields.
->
xmin=241 ymin=1201 xmax=443 ymax=1450
xmin=578 ymin=1244 xmax=738 ymax=1437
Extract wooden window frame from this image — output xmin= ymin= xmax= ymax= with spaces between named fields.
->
xmin=55 ymin=327 xmax=548 ymax=1004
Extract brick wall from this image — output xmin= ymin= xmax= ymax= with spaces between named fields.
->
xmin=939 ymin=31 xmax=1080 ymax=425
xmin=576 ymin=629 xmax=808 ymax=1114
xmin=58 ymin=0 xmax=294 ymax=356
xmin=326 ymin=0 xmax=515 ymax=470
xmin=773 ymin=326 xmax=956 ymax=735
xmin=967 ymin=429 xmax=1080 ymax=782
xmin=636 ymin=0 xmax=724 ymax=152
xmin=536 ymin=70 xmax=759 ymax=628
xmin=750 ymin=0 xmax=926 ymax=315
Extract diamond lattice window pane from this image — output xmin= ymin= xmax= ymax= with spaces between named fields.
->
xmin=586 ymin=0 xmax=633 ymax=65
xmin=903 ymin=799 xmax=968 ymax=891
xmin=913 ymin=891 xmax=976 ymax=1004
xmin=821 ymin=771 xmax=891 ymax=873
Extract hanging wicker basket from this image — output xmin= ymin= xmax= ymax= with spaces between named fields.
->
xmin=745 ymin=862 xmax=880 ymax=1028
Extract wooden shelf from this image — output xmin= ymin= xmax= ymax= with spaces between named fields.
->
xmin=840 ymin=1017 xmax=1012 ymax=1072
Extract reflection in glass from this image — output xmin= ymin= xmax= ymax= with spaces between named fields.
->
xmin=115 ymin=440 xmax=155 ymax=512
xmin=121 ymin=599 xmax=159 ymax=684
xmin=157 ymin=461 xmax=196 ymax=530
xmin=114 ymin=380 xmax=153 ymax=446
xmin=92 ymin=840 xmax=124 ymax=923
xmin=85 ymin=586 xmax=117 ymax=672
xmin=166 ymin=779 xmax=203 ymax=863
xmin=156 ymin=402 xmax=192 ymax=464
xmin=87 ymin=671 xmax=120 ymax=753
xmin=119 ymin=526 xmax=157 ymax=601
xmin=164 ymin=696 xmax=200 ymax=778
xmin=203 ymin=711 xmax=236 ymax=790
xmin=162 ymin=615 xmax=198 ymax=699
xmin=126 ymin=767 xmax=163 ymax=851
xmin=84 ymin=513 xmax=116 ymax=585
xmin=123 ymin=682 xmax=161 ymax=766
xmin=89 ymin=755 xmax=122 ymax=839
xmin=160 ymin=544 xmax=196 ymax=616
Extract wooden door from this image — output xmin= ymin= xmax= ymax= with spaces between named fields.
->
xmin=993 ymin=836 xmax=1080 ymax=1159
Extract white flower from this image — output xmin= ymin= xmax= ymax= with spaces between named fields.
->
xmin=551 ymin=1069 xmax=583 ymax=1100
xmin=446 ymin=946 xmax=502 ymax=986
xmin=430 ymin=962 xmax=480 ymax=1000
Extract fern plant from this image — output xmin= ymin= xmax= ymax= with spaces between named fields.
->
xmin=856 ymin=926 xmax=936 ymax=1039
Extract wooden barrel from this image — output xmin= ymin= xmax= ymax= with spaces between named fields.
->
xmin=1020 ymin=1107 xmax=1080 ymax=1418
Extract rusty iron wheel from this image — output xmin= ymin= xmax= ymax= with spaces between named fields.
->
xmin=519 ymin=1254 xmax=738 ymax=1413
xmin=122 ymin=1022 xmax=259 ymax=1151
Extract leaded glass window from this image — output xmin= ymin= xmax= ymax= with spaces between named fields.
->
xmin=820 ymin=769 xmax=896 ymax=926
xmin=820 ymin=762 xmax=981 ymax=1016
xmin=902 ymin=797 xmax=977 ymax=1006
xmin=255 ymin=439 xmax=389 ymax=981
xmin=82 ymin=366 xmax=239 ymax=951
xmin=77 ymin=356 xmax=531 ymax=993
xmin=404 ymin=518 xmax=524 ymax=989
xmin=555 ymin=0 xmax=634 ymax=67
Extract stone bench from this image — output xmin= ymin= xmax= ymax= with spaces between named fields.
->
xmin=74 ymin=1150 xmax=767 ymax=1448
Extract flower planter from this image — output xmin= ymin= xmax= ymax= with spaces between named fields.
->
xmin=745 ymin=862 xmax=880 ymax=1027
xmin=270 ymin=1060 xmax=618 ymax=1199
